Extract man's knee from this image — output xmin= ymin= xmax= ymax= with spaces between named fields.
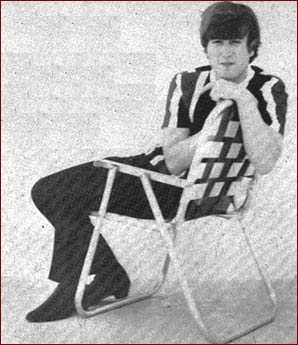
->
xmin=31 ymin=177 xmax=49 ymax=207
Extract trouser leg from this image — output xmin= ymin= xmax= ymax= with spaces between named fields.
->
xmin=31 ymin=162 xmax=121 ymax=282
xmin=31 ymin=160 xmax=182 ymax=282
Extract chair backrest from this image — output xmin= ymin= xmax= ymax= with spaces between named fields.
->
xmin=182 ymin=100 xmax=256 ymax=221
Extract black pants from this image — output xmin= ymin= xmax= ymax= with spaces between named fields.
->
xmin=31 ymin=155 xmax=183 ymax=282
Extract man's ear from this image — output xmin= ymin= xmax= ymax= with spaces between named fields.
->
xmin=248 ymin=39 xmax=258 ymax=57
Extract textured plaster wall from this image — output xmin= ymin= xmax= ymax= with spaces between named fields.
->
xmin=2 ymin=1 xmax=296 ymax=292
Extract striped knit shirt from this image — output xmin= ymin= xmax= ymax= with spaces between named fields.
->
xmin=146 ymin=65 xmax=288 ymax=173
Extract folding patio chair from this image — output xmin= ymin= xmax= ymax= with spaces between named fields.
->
xmin=74 ymin=89 xmax=277 ymax=344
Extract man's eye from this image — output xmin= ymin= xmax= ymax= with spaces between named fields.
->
xmin=212 ymin=40 xmax=223 ymax=44
xmin=231 ymin=40 xmax=241 ymax=44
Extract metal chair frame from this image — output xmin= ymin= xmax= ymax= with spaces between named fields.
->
xmin=74 ymin=99 xmax=277 ymax=344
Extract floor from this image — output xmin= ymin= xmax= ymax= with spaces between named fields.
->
xmin=1 ymin=277 xmax=296 ymax=344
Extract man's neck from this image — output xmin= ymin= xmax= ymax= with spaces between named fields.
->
xmin=210 ymin=66 xmax=254 ymax=86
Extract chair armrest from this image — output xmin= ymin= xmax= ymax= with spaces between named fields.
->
xmin=93 ymin=100 xmax=233 ymax=191
xmin=93 ymin=159 xmax=189 ymax=189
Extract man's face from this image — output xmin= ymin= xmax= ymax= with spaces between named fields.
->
xmin=206 ymin=35 xmax=253 ymax=84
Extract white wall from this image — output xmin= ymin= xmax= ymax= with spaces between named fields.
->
xmin=2 ymin=1 xmax=296 ymax=289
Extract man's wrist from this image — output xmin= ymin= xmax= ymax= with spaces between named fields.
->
xmin=235 ymin=89 xmax=257 ymax=106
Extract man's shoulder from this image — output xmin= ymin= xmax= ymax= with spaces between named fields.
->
xmin=176 ymin=65 xmax=284 ymax=82
xmin=249 ymin=65 xmax=288 ymax=106
xmin=250 ymin=65 xmax=285 ymax=85
xmin=176 ymin=65 xmax=211 ymax=90
xmin=179 ymin=65 xmax=211 ymax=78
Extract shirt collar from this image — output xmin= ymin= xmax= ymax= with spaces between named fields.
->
xmin=209 ymin=65 xmax=255 ymax=88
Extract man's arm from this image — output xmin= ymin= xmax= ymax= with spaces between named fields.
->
xmin=236 ymin=93 xmax=283 ymax=174
xmin=162 ymin=72 xmax=200 ymax=176
xmin=210 ymin=79 xmax=284 ymax=175
xmin=162 ymin=127 xmax=193 ymax=176
xmin=162 ymin=107 xmax=224 ymax=176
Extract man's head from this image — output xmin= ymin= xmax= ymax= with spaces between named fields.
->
xmin=200 ymin=1 xmax=260 ymax=63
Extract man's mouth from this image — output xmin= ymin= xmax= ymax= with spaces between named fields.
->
xmin=220 ymin=62 xmax=235 ymax=67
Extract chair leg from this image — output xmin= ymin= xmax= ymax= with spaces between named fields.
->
xmin=173 ymin=218 xmax=277 ymax=343
xmin=140 ymin=174 xmax=218 ymax=342
xmin=238 ymin=218 xmax=277 ymax=320
xmin=74 ymin=167 xmax=170 ymax=318
xmin=164 ymin=222 xmax=276 ymax=343
xmin=75 ymin=261 xmax=170 ymax=318
xmin=203 ymin=218 xmax=277 ymax=343
xmin=140 ymin=173 xmax=277 ymax=344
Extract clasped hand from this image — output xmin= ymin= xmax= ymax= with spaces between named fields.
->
xmin=209 ymin=79 xmax=252 ymax=103
xmin=201 ymin=79 xmax=250 ymax=134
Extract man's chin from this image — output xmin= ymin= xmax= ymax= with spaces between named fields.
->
xmin=218 ymin=75 xmax=237 ymax=82
xmin=214 ymin=66 xmax=248 ymax=84
xmin=216 ymin=71 xmax=240 ymax=83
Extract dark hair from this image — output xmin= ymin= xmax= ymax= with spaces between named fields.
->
xmin=200 ymin=1 xmax=261 ymax=62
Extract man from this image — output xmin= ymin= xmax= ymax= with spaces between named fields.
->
xmin=162 ymin=2 xmax=286 ymax=178
xmin=26 ymin=1 xmax=287 ymax=322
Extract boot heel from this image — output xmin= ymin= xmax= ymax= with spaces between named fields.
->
xmin=114 ymin=284 xmax=130 ymax=299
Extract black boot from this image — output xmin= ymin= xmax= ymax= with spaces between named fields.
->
xmin=83 ymin=264 xmax=131 ymax=308
xmin=26 ymin=276 xmax=78 ymax=323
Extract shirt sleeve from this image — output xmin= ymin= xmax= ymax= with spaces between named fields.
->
xmin=260 ymin=77 xmax=288 ymax=135
xmin=162 ymin=73 xmax=191 ymax=129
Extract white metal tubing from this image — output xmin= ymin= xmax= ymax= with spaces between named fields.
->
xmin=75 ymin=165 xmax=170 ymax=317
xmin=140 ymin=173 xmax=217 ymax=342
xmin=211 ymin=217 xmax=277 ymax=343
xmin=75 ymin=279 xmax=167 ymax=318
xmin=227 ymin=174 xmax=276 ymax=311
xmin=77 ymin=97 xmax=276 ymax=342
xmin=76 ymin=253 xmax=170 ymax=317
xmin=141 ymin=172 xmax=277 ymax=344
xmin=75 ymin=166 xmax=118 ymax=316
xmin=239 ymin=219 xmax=277 ymax=312
xmin=93 ymin=159 xmax=189 ymax=188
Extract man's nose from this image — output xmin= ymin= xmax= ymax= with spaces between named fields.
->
xmin=220 ymin=43 xmax=233 ymax=57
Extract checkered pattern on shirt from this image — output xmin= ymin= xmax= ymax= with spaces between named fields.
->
xmin=190 ymin=103 xmax=255 ymax=203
